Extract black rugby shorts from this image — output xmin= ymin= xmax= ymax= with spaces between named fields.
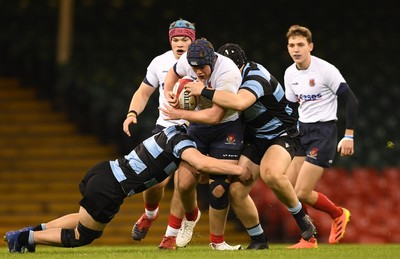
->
xmin=79 ymin=161 xmax=126 ymax=223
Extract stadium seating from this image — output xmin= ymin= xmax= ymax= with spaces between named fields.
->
xmin=1 ymin=0 xmax=399 ymax=246
xmin=250 ymin=166 xmax=400 ymax=243
xmin=0 ymin=77 xmax=247 ymax=248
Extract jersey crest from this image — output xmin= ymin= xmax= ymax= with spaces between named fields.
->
xmin=225 ymin=133 xmax=236 ymax=145
xmin=309 ymin=78 xmax=316 ymax=87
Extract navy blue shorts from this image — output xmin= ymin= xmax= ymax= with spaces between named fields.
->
xmin=79 ymin=161 xmax=126 ymax=223
xmin=188 ymin=118 xmax=243 ymax=160
xmin=296 ymin=121 xmax=337 ymax=168
xmin=242 ymin=135 xmax=299 ymax=165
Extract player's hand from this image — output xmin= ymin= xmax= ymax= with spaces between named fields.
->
xmin=185 ymin=81 xmax=205 ymax=96
xmin=165 ymin=91 xmax=180 ymax=108
xmin=123 ymin=116 xmax=137 ymax=137
xmin=337 ymin=137 xmax=355 ymax=156
xmin=159 ymin=103 xmax=183 ymax=120
xmin=238 ymin=167 xmax=253 ymax=186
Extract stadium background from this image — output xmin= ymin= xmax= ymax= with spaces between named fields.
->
xmin=0 ymin=0 xmax=399 ymax=246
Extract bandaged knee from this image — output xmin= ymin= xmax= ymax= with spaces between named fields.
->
xmin=61 ymin=222 xmax=103 ymax=247
xmin=209 ymin=178 xmax=230 ymax=209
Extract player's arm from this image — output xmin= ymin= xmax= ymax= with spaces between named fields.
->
xmin=336 ymin=83 xmax=359 ymax=156
xmin=123 ymin=83 xmax=156 ymax=136
xmin=163 ymin=67 xmax=180 ymax=108
xmin=159 ymin=102 xmax=225 ymax=125
xmin=284 ymin=74 xmax=299 ymax=103
xmin=181 ymin=147 xmax=253 ymax=184
xmin=185 ymin=83 xmax=256 ymax=111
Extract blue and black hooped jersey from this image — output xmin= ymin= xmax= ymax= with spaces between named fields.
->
xmin=240 ymin=61 xmax=298 ymax=140
xmin=109 ymin=124 xmax=196 ymax=196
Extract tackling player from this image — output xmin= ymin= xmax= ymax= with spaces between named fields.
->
xmin=185 ymin=43 xmax=317 ymax=249
xmin=4 ymin=124 xmax=252 ymax=253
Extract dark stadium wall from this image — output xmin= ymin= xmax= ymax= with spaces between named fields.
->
xmin=0 ymin=0 xmax=398 ymax=167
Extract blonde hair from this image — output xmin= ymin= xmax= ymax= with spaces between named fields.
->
xmin=286 ymin=25 xmax=312 ymax=43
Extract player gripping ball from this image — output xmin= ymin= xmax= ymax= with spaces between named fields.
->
xmin=173 ymin=77 xmax=198 ymax=110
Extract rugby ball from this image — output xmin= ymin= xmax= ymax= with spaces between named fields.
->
xmin=172 ymin=77 xmax=198 ymax=110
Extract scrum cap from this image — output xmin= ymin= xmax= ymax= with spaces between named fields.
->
xmin=187 ymin=38 xmax=217 ymax=70
xmin=169 ymin=19 xmax=196 ymax=43
xmin=217 ymin=43 xmax=247 ymax=69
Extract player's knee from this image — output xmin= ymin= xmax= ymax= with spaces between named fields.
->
xmin=61 ymin=222 xmax=103 ymax=247
xmin=178 ymin=176 xmax=198 ymax=196
xmin=212 ymin=184 xmax=225 ymax=197
xmin=295 ymin=189 xmax=310 ymax=203
xmin=260 ymin=167 xmax=280 ymax=186
xmin=209 ymin=178 xmax=230 ymax=210
xmin=178 ymin=182 xmax=193 ymax=195
xmin=229 ymin=181 xmax=245 ymax=201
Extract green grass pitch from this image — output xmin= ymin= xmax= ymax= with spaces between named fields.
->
xmin=1 ymin=244 xmax=400 ymax=258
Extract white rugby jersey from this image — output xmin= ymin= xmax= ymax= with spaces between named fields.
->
xmin=284 ymin=55 xmax=346 ymax=123
xmin=174 ymin=52 xmax=241 ymax=123
xmin=144 ymin=50 xmax=187 ymax=127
